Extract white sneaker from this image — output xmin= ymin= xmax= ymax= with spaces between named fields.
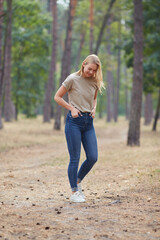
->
xmin=70 ymin=191 xmax=85 ymax=203
xmin=77 ymin=183 xmax=85 ymax=199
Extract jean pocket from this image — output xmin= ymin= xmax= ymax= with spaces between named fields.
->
xmin=69 ymin=112 xmax=80 ymax=119
xmin=72 ymin=115 xmax=81 ymax=119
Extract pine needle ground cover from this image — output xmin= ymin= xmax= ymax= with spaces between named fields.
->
xmin=0 ymin=116 xmax=159 ymax=240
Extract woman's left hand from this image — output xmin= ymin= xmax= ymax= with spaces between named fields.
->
xmin=91 ymin=108 xmax=96 ymax=118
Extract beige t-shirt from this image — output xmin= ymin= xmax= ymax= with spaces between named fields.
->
xmin=62 ymin=72 xmax=98 ymax=112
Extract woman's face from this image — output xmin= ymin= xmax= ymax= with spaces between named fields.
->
xmin=82 ymin=63 xmax=98 ymax=78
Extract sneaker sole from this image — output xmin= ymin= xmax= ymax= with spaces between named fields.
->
xmin=70 ymin=199 xmax=85 ymax=203
xmin=70 ymin=199 xmax=86 ymax=203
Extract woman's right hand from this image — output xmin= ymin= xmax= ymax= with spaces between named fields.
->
xmin=71 ymin=107 xmax=81 ymax=118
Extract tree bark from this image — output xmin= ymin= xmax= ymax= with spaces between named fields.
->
xmin=114 ymin=15 xmax=121 ymax=122
xmin=98 ymin=94 xmax=103 ymax=119
xmin=152 ymin=89 xmax=160 ymax=131
xmin=144 ymin=93 xmax=153 ymax=125
xmin=127 ymin=0 xmax=143 ymax=146
xmin=4 ymin=0 xmax=12 ymax=122
xmin=94 ymin=0 xmax=116 ymax=54
xmin=106 ymin=70 xmax=114 ymax=122
xmin=124 ymin=66 xmax=129 ymax=120
xmin=0 ymin=0 xmax=3 ymax=68
xmin=54 ymin=0 xmax=77 ymax=130
xmin=75 ymin=31 xmax=85 ymax=71
xmin=47 ymin=0 xmax=51 ymax=12
xmin=43 ymin=0 xmax=57 ymax=122
xmin=15 ymin=50 xmax=22 ymax=121
xmin=106 ymin=16 xmax=113 ymax=122
xmin=0 ymin=0 xmax=3 ymax=129
xmin=63 ymin=0 xmax=78 ymax=124
xmin=89 ymin=0 xmax=94 ymax=53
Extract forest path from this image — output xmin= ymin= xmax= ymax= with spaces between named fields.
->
xmin=0 ymin=117 xmax=159 ymax=240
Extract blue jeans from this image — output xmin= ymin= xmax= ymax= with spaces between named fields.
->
xmin=65 ymin=111 xmax=98 ymax=191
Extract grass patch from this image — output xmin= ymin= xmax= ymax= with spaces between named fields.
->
xmin=0 ymin=115 xmax=65 ymax=152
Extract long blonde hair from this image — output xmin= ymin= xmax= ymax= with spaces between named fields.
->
xmin=76 ymin=54 xmax=105 ymax=93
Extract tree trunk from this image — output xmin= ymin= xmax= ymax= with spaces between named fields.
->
xmin=15 ymin=65 xmax=20 ymax=120
xmin=106 ymin=70 xmax=114 ymax=122
xmin=144 ymin=93 xmax=153 ymax=125
xmin=127 ymin=0 xmax=143 ymax=146
xmin=152 ymin=89 xmax=160 ymax=131
xmin=114 ymin=15 xmax=121 ymax=122
xmin=106 ymin=17 xmax=113 ymax=122
xmin=0 ymin=0 xmax=3 ymax=68
xmin=54 ymin=0 xmax=77 ymax=130
xmin=98 ymin=94 xmax=103 ymax=119
xmin=124 ymin=66 xmax=129 ymax=120
xmin=4 ymin=0 xmax=12 ymax=122
xmin=47 ymin=0 xmax=51 ymax=12
xmin=89 ymin=0 xmax=94 ymax=53
xmin=75 ymin=31 xmax=85 ymax=71
xmin=63 ymin=0 xmax=77 ymax=124
xmin=94 ymin=0 xmax=116 ymax=54
xmin=112 ymin=75 xmax=116 ymax=122
xmin=0 ymin=0 xmax=3 ymax=129
xmin=15 ymin=51 xmax=22 ymax=121
xmin=43 ymin=0 xmax=57 ymax=122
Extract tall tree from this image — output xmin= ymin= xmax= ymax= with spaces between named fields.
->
xmin=89 ymin=0 xmax=94 ymax=53
xmin=54 ymin=0 xmax=77 ymax=130
xmin=4 ymin=0 xmax=13 ymax=122
xmin=14 ymin=51 xmax=22 ymax=120
xmin=114 ymin=13 xmax=121 ymax=122
xmin=75 ymin=30 xmax=85 ymax=71
xmin=47 ymin=0 xmax=51 ymax=12
xmin=0 ymin=0 xmax=3 ymax=69
xmin=106 ymin=16 xmax=113 ymax=122
xmin=144 ymin=93 xmax=152 ymax=125
xmin=0 ymin=0 xmax=3 ymax=129
xmin=152 ymin=89 xmax=160 ymax=131
xmin=43 ymin=0 xmax=57 ymax=122
xmin=127 ymin=0 xmax=143 ymax=146
xmin=94 ymin=0 xmax=116 ymax=54
xmin=124 ymin=66 xmax=129 ymax=120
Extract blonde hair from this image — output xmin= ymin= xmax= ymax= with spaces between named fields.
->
xmin=76 ymin=54 xmax=105 ymax=93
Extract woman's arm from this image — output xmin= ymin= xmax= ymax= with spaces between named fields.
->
xmin=54 ymin=85 xmax=81 ymax=117
xmin=91 ymin=89 xmax=98 ymax=118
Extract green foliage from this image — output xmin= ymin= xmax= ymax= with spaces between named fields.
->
xmin=1 ymin=0 xmax=159 ymax=118
xmin=11 ymin=0 xmax=52 ymax=117
xmin=143 ymin=0 xmax=160 ymax=93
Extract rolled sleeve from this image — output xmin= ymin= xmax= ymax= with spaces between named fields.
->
xmin=62 ymin=74 xmax=73 ymax=91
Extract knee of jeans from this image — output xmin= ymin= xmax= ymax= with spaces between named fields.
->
xmin=88 ymin=155 xmax=98 ymax=163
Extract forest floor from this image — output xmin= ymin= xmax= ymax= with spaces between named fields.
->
xmin=0 ymin=116 xmax=160 ymax=240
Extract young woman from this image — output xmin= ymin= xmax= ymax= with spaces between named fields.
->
xmin=54 ymin=54 xmax=104 ymax=202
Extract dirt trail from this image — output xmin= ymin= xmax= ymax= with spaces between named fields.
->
xmin=0 ymin=118 xmax=160 ymax=240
